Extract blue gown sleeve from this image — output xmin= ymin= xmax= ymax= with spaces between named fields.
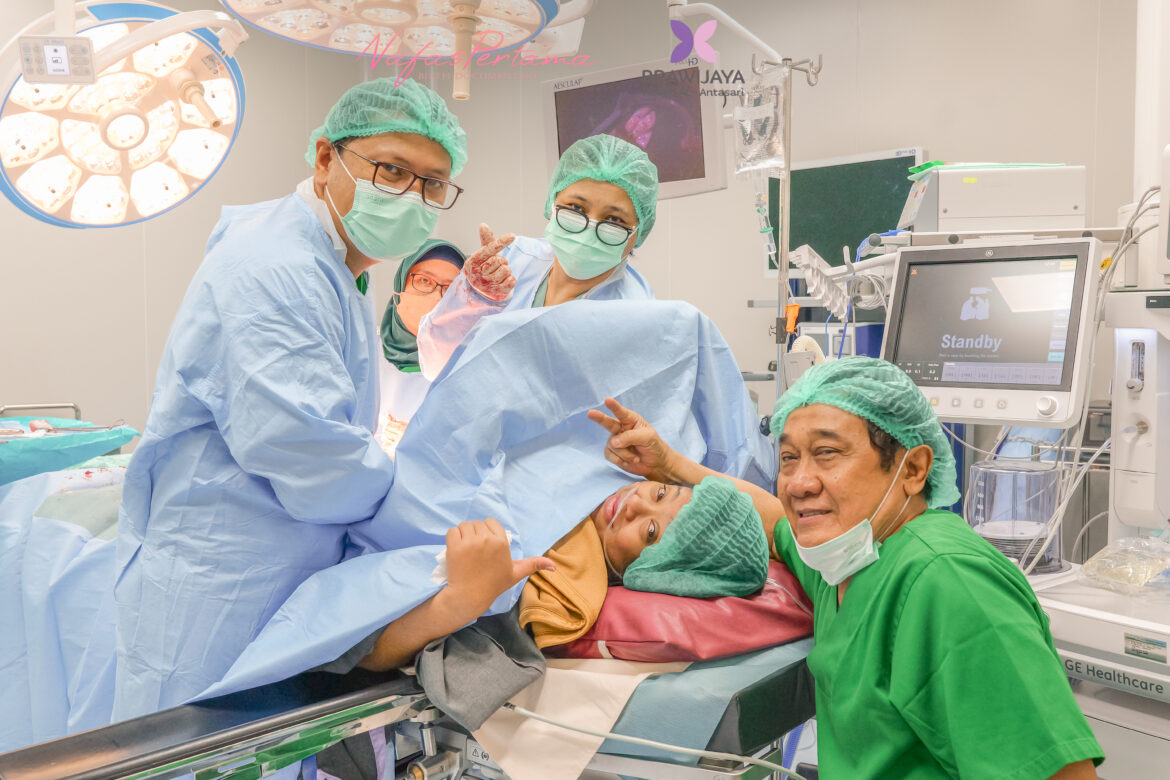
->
xmin=417 ymin=268 xmax=506 ymax=381
xmin=193 ymin=298 xmax=394 ymax=525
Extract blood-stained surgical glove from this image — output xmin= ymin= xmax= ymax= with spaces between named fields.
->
xmin=464 ymin=223 xmax=516 ymax=302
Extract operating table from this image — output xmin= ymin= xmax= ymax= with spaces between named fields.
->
xmin=0 ymin=639 xmax=814 ymax=780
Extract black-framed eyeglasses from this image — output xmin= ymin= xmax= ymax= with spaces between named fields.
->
xmin=337 ymin=144 xmax=463 ymax=209
xmin=406 ymin=272 xmax=450 ymax=296
xmin=554 ymin=205 xmax=637 ymax=247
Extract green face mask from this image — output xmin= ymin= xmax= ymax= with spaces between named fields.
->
xmin=543 ymin=217 xmax=630 ymax=281
xmin=328 ymin=157 xmax=438 ymax=261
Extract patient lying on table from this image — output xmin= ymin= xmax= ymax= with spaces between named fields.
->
xmin=520 ymin=475 xmax=770 ymax=650
xmin=358 ymin=468 xmax=770 ymax=671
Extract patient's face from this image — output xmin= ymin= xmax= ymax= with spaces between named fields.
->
xmin=589 ymin=480 xmax=693 ymax=575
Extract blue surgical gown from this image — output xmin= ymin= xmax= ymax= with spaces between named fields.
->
xmin=418 ymin=235 xmax=654 ymax=379
xmin=112 ymin=192 xmax=394 ymax=719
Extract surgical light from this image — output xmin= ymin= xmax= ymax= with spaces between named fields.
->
xmin=83 ymin=22 xmax=130 ymax=74
xmin=178 ymin=76 xmax=236 ymax=127
xmin=218 ymin=0 xmax=552 ymax=53
xmin=132 ymin=31 xmax=200 ymax=77
xmin=0 ymin=112 xmax=60 ymax=168
xmin=70 ymin=174 xmax=128 ymax=223
xmin=219 ymin=0 xmax=563 ymax=100
xmin=62 ymin=117 xmax=122 ymax=173
xmin=128 ymin=101 xmax=179 ymax=169
xmin=0 ymin=1 xmax=248 ymax=228
xmin=17 ymin=155 xmax=82 ymax=213
xmin=330 ymin=23 xmax=402 ymax=53
xmin=169 ymin=128 xmax=229 ymax=179
xmin=68 ymin=72 xmax=155 ymax=116
xmin=130 ymin=160 xmax=189 ymax=215
xmin=104 ymin=111 xmax=149 ymax=150
xmin=10 ymin=81 xmax=78 ymax=111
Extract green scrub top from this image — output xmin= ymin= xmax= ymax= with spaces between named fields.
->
xmin=774 ymin=510 xmax=1103 ymax=779
xmin=531 ymin=271 xmax=590 ymax=308
xmin=532 ymin=273 xmax=550 ymax=308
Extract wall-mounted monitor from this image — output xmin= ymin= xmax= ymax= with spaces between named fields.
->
xmin=543 ymin=61 xmax=726 ymax=200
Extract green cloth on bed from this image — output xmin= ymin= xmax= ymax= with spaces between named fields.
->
xmin=0 ymin=417 xmax=137 ymax=486
xmin=35 ymin=484 xmax=122 ymax=540
xmin=70 ymin=453 xmax=134 ymax=470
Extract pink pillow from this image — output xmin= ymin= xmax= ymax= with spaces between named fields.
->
xmin=547 ymin=561 xmax=814 ymax=663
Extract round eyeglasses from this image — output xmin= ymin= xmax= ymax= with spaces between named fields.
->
xmin=405 ymin=272 xmax=450 ymax=296
xmin=337 ymin=144 xmax=464 ymax=209
xmin=554 ymin=205 xmax=637 ymax=247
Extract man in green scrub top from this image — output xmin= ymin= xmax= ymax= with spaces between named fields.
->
xmin=588 ymin=357 xmax=1103 ymax=779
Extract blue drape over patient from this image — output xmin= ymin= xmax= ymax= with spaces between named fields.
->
xmin=0 ymin=299 xmax=775 ymax=748
xmin=204 ymin=299 xmax=775 ymax=697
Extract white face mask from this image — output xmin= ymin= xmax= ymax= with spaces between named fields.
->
xmin=792 ymin=450 xmax=913 ymax=586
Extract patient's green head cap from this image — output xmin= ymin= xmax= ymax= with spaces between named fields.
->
xmin=623 ymin=476 xmax=769 ymax=598
xmin=305 ymin=78 xmax=468 ymax=176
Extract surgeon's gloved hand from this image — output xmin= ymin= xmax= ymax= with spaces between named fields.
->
xmin=444 ymin=518 xmax=554 ymax=620
xmin=588 ymin=397 xmax=681 ymax=484
xmin=463 ymin=224 xmax=517 ymax=302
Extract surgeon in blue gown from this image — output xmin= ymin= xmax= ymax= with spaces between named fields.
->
xmin=417 ymin=133 xmax=658 ymax=379
xmin=112 ymin=78 xmax=470 ymax=719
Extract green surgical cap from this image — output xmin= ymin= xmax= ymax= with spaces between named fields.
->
xmin=623 ymin=476 xmax=769 ymax=598
xmin=543 ymin=134 xmax=659 ymax=247
xmin=304 ymin=78 xmax=468 ymax=177
xmin=769 ymin=357 xmax=961 ymax=508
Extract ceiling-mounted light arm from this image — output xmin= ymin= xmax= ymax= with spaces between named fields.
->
xmin=171 ymin=67 xmax=221 ymax=126
xmin=546 ymin=0 xmax=594 ymax=28
xmin=667 ymin=0 xmax=782 ymax=64
xmin=210 ymin=16 xmax=248 ymax=58
xmin=55 ymin=0 xmax=78 ymax=37
xmin=90 ymin=10 xmax=248 ymax=72
xmin=666 ymin=1 xmax=823 ymax=85
xmin=449 ymin=0 xmax=481 ymax=101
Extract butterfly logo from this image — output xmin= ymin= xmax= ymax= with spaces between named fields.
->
xmin=670 ymin=19 xmax=718 ymax=63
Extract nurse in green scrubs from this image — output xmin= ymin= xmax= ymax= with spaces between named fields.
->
xmin=588 ymin=357 xmax=1104 ymax=780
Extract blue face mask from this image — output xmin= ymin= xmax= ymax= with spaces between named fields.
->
xmin=544 ymin=216 xmax=634 ymax=281
xmin=792 ymin=450 xmax=912 ymax=586
xmin=328 ymin=156 xmax=438 ymax=262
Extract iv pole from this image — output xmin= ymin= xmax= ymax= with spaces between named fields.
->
xmin=766 ymin=55 xmax=821 ymax=393
xmin=667 ymin=1 xmax=821 ymax=395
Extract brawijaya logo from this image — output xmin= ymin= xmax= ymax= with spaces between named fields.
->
xmin=670 ymin=19 xmax=717 ymax=63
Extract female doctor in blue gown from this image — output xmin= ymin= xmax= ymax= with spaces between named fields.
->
xmin=112 ymin=78 xmax=469 ymax=719
xmin=417 ymin=133 xmax=659 ymax=379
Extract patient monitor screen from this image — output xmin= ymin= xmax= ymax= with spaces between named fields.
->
xmin=553 ymin=68 xmax=706 ymax=183
xmin=891 ymin=255 xmax=1080 ymax=389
